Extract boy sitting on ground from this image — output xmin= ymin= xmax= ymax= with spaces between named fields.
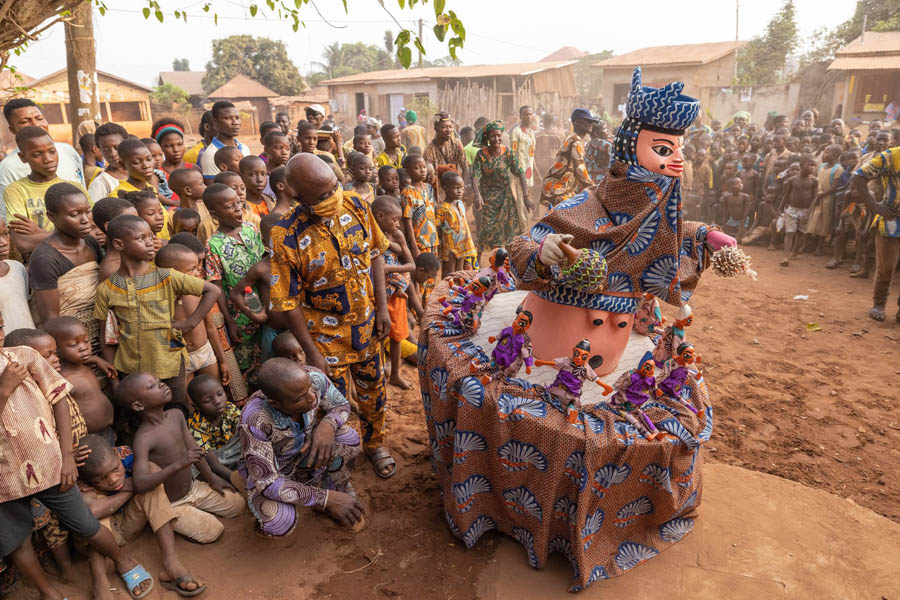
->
xmin=77 ymin=434 xmax=206 ymax=597
xmin=45 ymin=316 xmax=117 ymax=441
xmin=119 ymin=372 xmax=245 ymax=544
xmin=237 ymin=359 xmax=365 ymax=537
xmin=187 ymin=374 xmax=242 ymax=470
xmin=0 ymin=334 xmax=154 ymax=600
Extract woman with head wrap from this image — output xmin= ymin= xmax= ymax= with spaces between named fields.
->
xmin=472 ymin=121 xmax=532 ymax=251
xmin=727 ymin=111 xmax=751 ymax=135
xmin=150 ymin=118 xmax=195 ymax=176
xmin=424 ymin=112 xmax=469 ymax=203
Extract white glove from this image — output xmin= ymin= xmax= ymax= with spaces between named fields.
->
xmin=538 ymin=233 xmax=574 ymax=266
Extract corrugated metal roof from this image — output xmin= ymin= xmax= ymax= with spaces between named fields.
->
xmin=835 ymin=32 xmax=900 ymax=56
xmin=207 ymin=74 xmax=279 ymax=98
xmin=158 ymin=71 xmax=205 ymax=96
xmin=593 ymin=41 xmax=746 ymax=68
xmin=828 ymin=55 xmax=900 ymax=71
xmin=320 ymin=61 xmax=577 ymax=85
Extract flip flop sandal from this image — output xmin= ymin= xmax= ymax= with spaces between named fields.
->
xmin=868 ymin=307 xmax=885 ymax=322
xmin=119 ymin=563 xmax=154 ymax=599
xmin=848 ymin=264 xmax=862 ymax=274
xmin=825 ymin=258 xmax=841 ymax=269
xmin=367 ymin=447 xmax=397 ymax=479
xmin=160 ymin=574 xmax=207 ymax=597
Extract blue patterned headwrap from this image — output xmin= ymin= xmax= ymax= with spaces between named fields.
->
xmin=613 ymin=67 xmax=700 ymax=166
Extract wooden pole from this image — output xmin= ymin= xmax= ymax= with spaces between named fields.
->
xmin=64 ymin=2 xmax=101 ymax=144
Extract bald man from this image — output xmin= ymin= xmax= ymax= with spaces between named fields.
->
xmin=269 ymin=154 xmax=397 ymax=478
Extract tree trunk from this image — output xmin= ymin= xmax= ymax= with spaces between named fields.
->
xmin=64 ymin=2 xmax=101 ymax=144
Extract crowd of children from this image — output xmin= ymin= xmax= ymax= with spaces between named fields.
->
xmin=1 ymin=91 xmax=899 ymax=598
xmin=0 ymin=98 xmax=486 ymax=599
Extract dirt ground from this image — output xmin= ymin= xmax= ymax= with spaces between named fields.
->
xmin=18 ymin=247 xmax=900 ymax=600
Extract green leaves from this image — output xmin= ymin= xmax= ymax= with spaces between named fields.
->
xmin=142 ymin=6 xmax=150 ymax=18
xmin=249 ymin=4 xmax=258 ymax=16
xmin=434 ymin=0 xmax=446 ymax=16
xmin=433 ymin=23 xmax=446 ymax=42
xmin=398 ymin=46 xmax=412 ymax=68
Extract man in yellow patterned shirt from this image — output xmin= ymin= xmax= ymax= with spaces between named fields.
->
xmin=270 ymin=154 xmax=396 ymax=478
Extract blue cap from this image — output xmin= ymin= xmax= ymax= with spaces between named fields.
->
xmin=570 ymin=108 xmax=599 ymax=123
xmin=626 ymin=67 xmax=700 ymax=132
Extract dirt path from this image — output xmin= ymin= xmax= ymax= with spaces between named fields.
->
xmin=28 ymin=247 xmax=900 ymax=600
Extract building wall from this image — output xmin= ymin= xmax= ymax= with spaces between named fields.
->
xmin=833 ymin=69 xmax=900 ymax=125
xmin=327 ymin=81 xmax=437 ymax=127
xmin=599 ymin=54 xmax=738 ymax=116
xmin=2 ymin=72 xmax=152 ymax=146
xmin=705 ymin=83 xmax=800 ymax=124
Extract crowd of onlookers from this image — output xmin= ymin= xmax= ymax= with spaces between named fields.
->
xmin=1 ymin=90 xmax=899 ymax=600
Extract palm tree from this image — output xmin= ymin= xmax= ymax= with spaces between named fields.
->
xmin=316 ymin=42 xmax=349 ymax=78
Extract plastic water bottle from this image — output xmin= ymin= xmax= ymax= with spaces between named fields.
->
xmin=244 ymin=286 xmax=264 ymax=314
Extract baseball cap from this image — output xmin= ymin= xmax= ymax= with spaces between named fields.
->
xmin=571 ymin=108 xmax=599 ymax=123
xmin=306 ymin=103 xmax=326 ymax=116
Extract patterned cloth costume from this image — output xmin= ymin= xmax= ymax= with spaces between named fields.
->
xmin=474 ymin=124 xmax=526 ymax=250
xmin=237 ymin=368 xmax=360 ymax=537
xmin=269 ymin=192 xmax=389 ymax=451
xmin=540 ymin=133 xmax=592 ymax=206
xmin=421 ymin=67 xmax=715 ymax=591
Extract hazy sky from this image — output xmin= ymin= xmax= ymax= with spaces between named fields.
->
xmin=12 ymin=0 xmax=858 ymax=87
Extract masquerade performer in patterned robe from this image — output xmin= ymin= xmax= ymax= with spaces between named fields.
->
xmin=510 ymin=67 xmax=737 ymax=375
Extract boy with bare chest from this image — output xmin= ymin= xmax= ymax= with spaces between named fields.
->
xmin=118 ymin=372 xmax=245 ymax=543
xmin=738 ymin=153 xmax=760 ymax=204
xmin=717 ymin=176 xmax=751 ymax=242
xmin=45 ymin=316 xmax=118 ymax=442
xmin=780 ymin=154 xmax=819 ymax=266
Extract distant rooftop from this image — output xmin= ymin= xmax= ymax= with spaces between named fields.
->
xmin=829 ymin=32 xmax=900 ymax=71
xmin=540 ymin=46 xmax=587 ymax=62
xmin=158 ymin=71 xmax=205 ymax=96
xmin=594 ymin=41 xmax=746 ymax=68
xmin=207 ymin=73 xmax=279 ymax=99
xmin=320 ymin=61 xmax=578 ymax=85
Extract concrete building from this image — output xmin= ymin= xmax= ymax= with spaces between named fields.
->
xmin=593 ymin=41 xmax=746 ymax=116
xmin=827 ymin=32 xmax=900 ymax=125
xmin=320 ymin=61 xmax=578 ymax=129
xmin=0 ymin=69 xmax=152 ymax=146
